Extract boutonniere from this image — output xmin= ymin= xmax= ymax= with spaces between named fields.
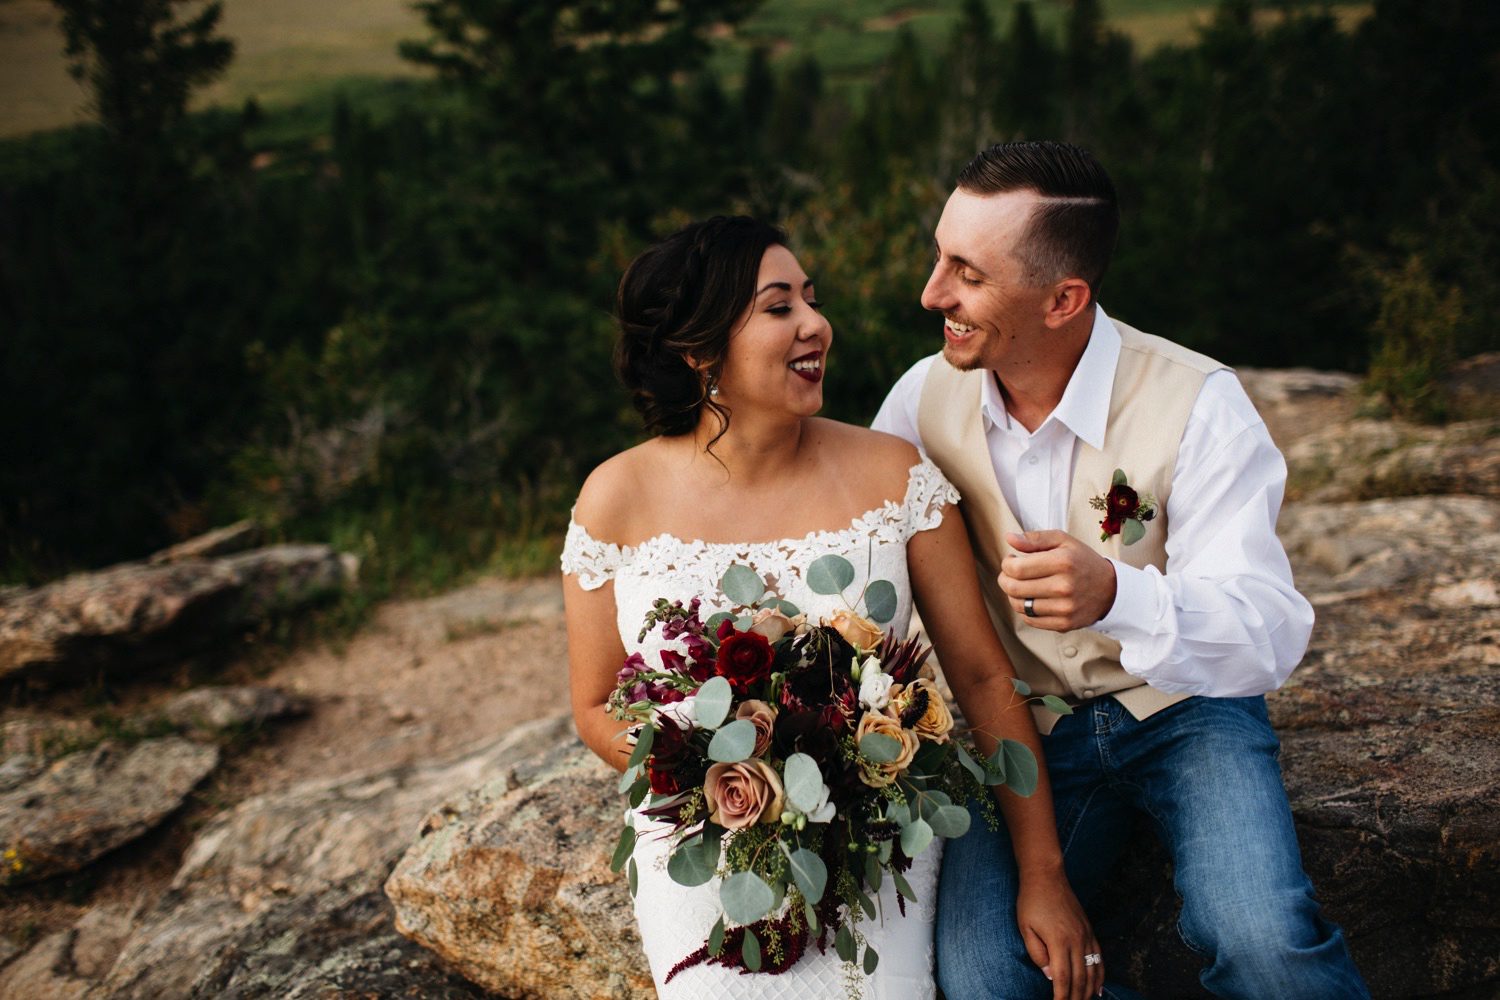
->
xmin=1089 ymin=469 xmax=1157 ymax=545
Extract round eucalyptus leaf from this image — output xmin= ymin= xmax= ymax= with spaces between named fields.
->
xmin=835 ymin=923 xmax=856 ymax=962
xmin=785 ymin=847 xmax=828 ymax=904
xmin=1010 ymin=677 xmax=1032 ymax=696
xmin=1000 ymin=738 xmax=1040 ymax=797
xmin=1111 ymin=468 xmax=1128 ymax=486
xmin=720 ymin=564 xmax=765 ymax=606
xmin=1121 ymin=517 xmax=1146 ymax=545
xmin=900 ymin=817 xmax=934 ymax=856
xmin=707 ymin=718 xmax=757 ymax=762
xmin=806 ymin=554 xmax=855 ymax=595
xmin=863 ymin=579 xmax=897 ymax=624
xmin=1040 ymin=695 xmax=1075 ymax=716
xmin=928 ymin=804 xmax=971 ymax=839
xmin=858 ymin=732 xmax=903 ymax=763
xmin=695 ymin=676 xmax=733 ymax=730
xmin=864 ymin=945 xmax=880 ymax=975
xmin=776 ymin=599 xmax=801 ymax=616
xmin=955 ymin=742 xmax=986 ymax=785
xmin=783 ymin=752 xmax=824 ymax=814
xmin=704 ymin=611 xmax=735 ymax=635
xmin=667 ymin=839 xmax=717 ymax=887
xmin=721 ymin=870 xmax=775 ymax=925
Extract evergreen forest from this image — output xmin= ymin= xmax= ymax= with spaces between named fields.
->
xmin=2 ymin=0 xmax=1496 ymax=596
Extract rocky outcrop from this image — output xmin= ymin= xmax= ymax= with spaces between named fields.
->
xmin=157 ymin=685 xmax=307 ymax=735
xmin=0 ymin=738 xmax=219 ymax=885
xmin=384 ymin=729 xmax=649 ymax=1000
xmin=92 ymin=714 xmax=574 ymax=999
xmin=0 ymin=537 xmax=358 ymax=684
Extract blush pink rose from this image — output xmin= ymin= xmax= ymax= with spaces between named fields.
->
xmin=703 ymin=759 xmax=785 ymax=830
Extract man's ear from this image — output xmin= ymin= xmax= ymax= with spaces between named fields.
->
xmin=1042 ymin=278 xmax=1093 ymax=329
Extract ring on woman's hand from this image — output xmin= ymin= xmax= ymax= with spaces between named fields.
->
xmin=1023 ymin=597 xmax=1038 ymax=618
xmin=1084 ymin=952 xmax=1102 ymax=967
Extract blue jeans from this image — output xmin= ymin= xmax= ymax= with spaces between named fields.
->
xmin=936 ymin=695 xmax=1369 ymax=1000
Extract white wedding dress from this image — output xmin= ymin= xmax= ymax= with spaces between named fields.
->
xmin=562 ymin=459 xmax=960 ymax=1000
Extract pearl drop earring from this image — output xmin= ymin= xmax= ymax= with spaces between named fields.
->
xmin=708 ymin=379 xmax=720 ymax=398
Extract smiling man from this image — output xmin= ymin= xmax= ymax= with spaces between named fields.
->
xmin=872 ymin=141 xmax=1369 ymax=1000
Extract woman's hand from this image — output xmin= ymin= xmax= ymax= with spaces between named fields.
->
xmin=1017 ymin=870 xmax=1104 ymax=1000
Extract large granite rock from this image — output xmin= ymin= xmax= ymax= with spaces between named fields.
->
xmin=0 ymin=737 xmax=219 ymax=885
xmin=385 ymin=726 xmax=649 ymax=1000
xmin=94 ymin=714 xmax=573 ymax=999
xmin=0 ymin=540 xmax=358 ymax=684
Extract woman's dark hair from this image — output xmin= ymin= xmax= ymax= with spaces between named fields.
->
xmin=614 ymin=216 xmax=787 ymax=439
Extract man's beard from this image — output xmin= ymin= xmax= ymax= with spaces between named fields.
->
xmin=942 ymin=338 xmax=985 ymax=372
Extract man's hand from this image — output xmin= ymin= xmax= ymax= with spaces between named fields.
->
xmin=999 ymin=531 xmax=1117 ymax=632
xmin=1017 ymin=872 xmax=1105 ymax=1000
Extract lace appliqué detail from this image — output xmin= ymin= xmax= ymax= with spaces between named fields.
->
xmin=560 ymin=511 xmax=623 ymax=590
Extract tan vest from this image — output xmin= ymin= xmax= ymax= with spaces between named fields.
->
xmin=917 ymin=321 xmax=1227 ymax=734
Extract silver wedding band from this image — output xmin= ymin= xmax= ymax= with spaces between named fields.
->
xmin=1023 ymin=596 xmax=1038 ymax=618
xmin=1084 ymin=952 xmax=1102 ymax=967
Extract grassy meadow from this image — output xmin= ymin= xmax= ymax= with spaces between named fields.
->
xmin=0 ymin=0 xmax=1373 ymax=139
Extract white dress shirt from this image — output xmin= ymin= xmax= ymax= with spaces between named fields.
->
xmin=871 ymin=308 xmax=1313 ymax=697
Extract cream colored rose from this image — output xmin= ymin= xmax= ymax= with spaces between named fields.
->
xmin=855 ymin=711 xmax=919 ymax=787
xmin=889 ymin=678 xmax=953 ymax=744
xmin=704 ymin=759 xmax=785 ymax=830
xmin=749 ymin=607 xmax=796 ymax=642
xmin=828 ymin=609 xmax=884 ymax=652
xmin=734 ymin=699 xmax=778 ymax=758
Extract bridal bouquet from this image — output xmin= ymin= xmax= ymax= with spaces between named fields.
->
xmin=605 ymin=555 xmax=1051 ymax=981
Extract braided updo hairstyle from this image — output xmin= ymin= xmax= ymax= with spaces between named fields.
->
xmin=614 ymin=216 xmax=787 ymax=441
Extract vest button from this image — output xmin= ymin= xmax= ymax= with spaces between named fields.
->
xmin=1062 ymin=644 xmax=1079 ymax=657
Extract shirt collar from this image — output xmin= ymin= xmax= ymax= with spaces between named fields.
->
xmin=978 ymin=307 xmax=1121 ymax=451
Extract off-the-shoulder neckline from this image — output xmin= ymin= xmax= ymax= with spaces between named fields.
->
xmin=568 ymin=459 xmax=945 ymax=556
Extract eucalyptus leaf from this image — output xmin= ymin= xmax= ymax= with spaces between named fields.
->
xmin=856 ymin=889 xmax=877 ymax=920
xmin=1040 ymin=695 xmax=1075 ymax=716
xmin=783 ymin=753 xmax=824 ymax=814
xmin=617 ymin=764 xmax=642 ymax=794
xmin=928 ymin=804 xmax=972 ymax=839
xmin=1000 ymin=738 xmax=1040 ymax=797
xmin=742 ymin=928 xmax=762 ymax=971
xmin=804 ymin=901 xmax=819 ymax=933
xmin=707 ymin=718 xmax=757 ymax=763
xmin=900 ymin=817 xmax=934 ymax=856
xmin=864 ymin=853 xmax=883 ymax=894
xmin=864 ymin=946 xmax=880 ymax=975
xmin=776 ymin=599 xmax=800 ymax=616
xmin=627 ymin=775 xmax=650 ymax=809
xmin=858 ymin=732 xmax=904 ymax=763
xmin=785 ymin=847 xmax=828 ymax=904
xmin=1010 ymin=677 xmax=1032 ymax=696
xmin=891 ymin=868 xmax=917 ymax=902
xmin=704 ymin=611 xmax=735 ymax=635
xmin=666 ymin=839 xmax=716 ymax=887
xmin=626 ymin=725 xmax=655 ymax=769
xmin=1112 ymin=468 xmax=1128 ymax=486
xmin=700 ymin=829 xmax=722 ymax=870
xmin=1122 ymin=517 xmax=1146 ymax=545
xmin=915 ymin=789 xmax=951 ymax=818
xmin=835 ymin=924 xmax=856 ymax=962
xmin=863 ymin=579 xmax=897 ymax=624
xmin=956 ymin=742 xmax=986 ymax=785
xmin=878 ymin=839 xmax=892 ymax=863
xmin=806 ymin=554 xmax=855 ymax=595
xmin=720 ymin=564 xmax=765 ymax=606
xmin=985 ymin=742 xmax=1007 ymax=785
xmin=609 ymin=824 xmax=636 ymax=873
xmin=695 ymin=676 xmax=733 ymax=730
xmin=721 ymin=871 xmax=775 ymax=925
xmin=735 ymin=614 xmax=753 ymax=631
xmin=628 ymin=857 xmax=638 ymax=897
xmin=884 ymin=799 xmax=910 ymax=826
xmin=708 ymin=916 xmax=725 ymax=956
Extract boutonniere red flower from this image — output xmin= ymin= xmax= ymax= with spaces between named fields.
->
xmin=1089 ymin=469 xmax=1157 ymax=544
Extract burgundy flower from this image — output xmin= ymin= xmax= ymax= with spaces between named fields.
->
xmin=1106 ymin=483 xmax=1139 ymax=516
xmin=648 ymin=718 xmax=700 ymax=795
xmin=1101 ymin=513 xmax=1124 ymax=537
xmin=715 ymin=630 xmax=775 ymax=695
xmin=660 ymin=649 xmax=689 ymax=674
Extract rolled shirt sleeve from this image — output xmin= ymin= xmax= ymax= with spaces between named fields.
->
xmin=1092 ymin=371 xmax=1315 ymax=696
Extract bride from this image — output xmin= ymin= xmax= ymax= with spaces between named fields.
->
xmin=562 ymin=217 xmax=1103 ymax=999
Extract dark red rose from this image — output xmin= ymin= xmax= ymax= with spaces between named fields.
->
xmin=648 ymin=719 xmax=698 ymax=795
xmin=1101 ymin=514 xmax=1124 ymax=537
xmin=1106 ymin=483 xmax=1139 ymax=516
xmin=715 ymin=630 xmax=775 ymax=694
xmin=716 ymin=618 xmax=737 ymax=642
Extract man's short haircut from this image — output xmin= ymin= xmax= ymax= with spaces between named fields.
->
xmin=956 ymin=140 xmax=1119 ymax=297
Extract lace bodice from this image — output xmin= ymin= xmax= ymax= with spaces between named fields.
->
xmin=562 ymin=460 xmax=959 ymax=658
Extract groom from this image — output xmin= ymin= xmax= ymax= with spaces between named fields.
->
xmin=872 ymin=141 xmax=1369 ymax=999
